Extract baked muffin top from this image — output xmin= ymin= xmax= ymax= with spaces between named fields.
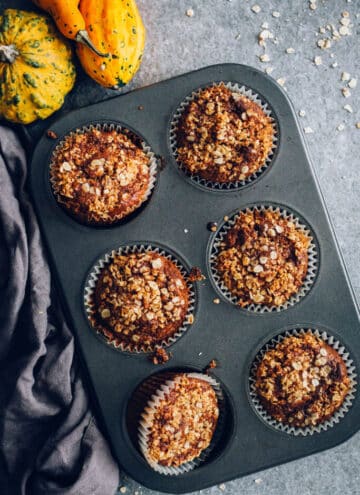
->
xmin=50 ymin=128 xmax=151 ymax=225
xmin=215 ymin=209 xmax=310 ymax=307
xmin=176 ymin=84 xmax=274 ymax=183
xmin=143 ymin=374 xmax=219 ymax=467
xmin=255 ymin=332 xmax=350 ymax=428
xmin=92 ymin=252 xmax=190 ymax=349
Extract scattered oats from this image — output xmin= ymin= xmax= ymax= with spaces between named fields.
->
xmin=323 ymin=39 xmax=332 ymax=49
xmin=317 ymin=39 xmax=325 ymax=48
xmin=272 ymin=11 xmax=280 ymax=18
xmin=251 ymin=4 xmax=261 ymax=13
xmin=254 ymin=478 xmax=263 ymax=484
xmin=309 ymin=2 xmax=317 ymax=10
xmin=213 ymin=298 xmax=220 ymax=304
xmin=304 ymin=127 xmax=314 ymax=134
xmin=348 ymin=78 xmax=357 ymax=89
xmin=299 ymin=110 xmax=306 ymax=117
xmin=286 ymin=47 xmax=295 ymax=54
xmin=277 ymin=77 xmax=286 ymax=86
xmin=339 ymin=25 xmax=350 ymax=35
xmin=261 ymin=22 xmax=269 ymax=29
xmin=340 ymin=17 xmax=351 ymax=26
xmin=235 ymin=33 xmax=241 ymax=40
xmin=314 ymin=56 xmax=322 ymax=65
xmin=319 ymin=27 xmax=326 ymax=34
xmin=337 ymin=123 xmax=345 ymax=131
xmin=341 ymin=72 xmax=350 ymax=81
xmin=342 ymin=11 xmax=350 ymax=17
xmin=356 ymin=122 xmax=360 ymax=129
xmin=253 ymin=264 xmax=264 ymax=273
xmin=259 ymin=29 xmax=274 ymax=45
xmin=219 ymin=484 xmax=226 ymax=491
xmin=119 ymin=487 xmax=127 ymax=494
xmin=265 ymin=66 xmax=274 ymax=74
xmin=259 ymin=53 xmax=270 ymax=62
xmin=186 ymin=8 xmax=194 ymax=17
xmin=344 ymin=104 xmax=353 ymax=113
xmin=330 ymin=53 xmax=335 ymax=58
xmin=342 ymin=87 xmax=351 ymax=98
xmin=331 ymin=62 xmax=338 ymax=68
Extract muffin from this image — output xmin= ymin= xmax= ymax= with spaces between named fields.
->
xmin=50 ymin=127 xmax=153 ymax=225
xmin=91 ymin=251 xmax=190 ymax=350
xmin=176 ymin=84 xmax=274 ymax=183
xmin=254 ymin=332 xmax=350 ymax=428
xmin=139 ymin=373 xmax=219 ymax=470
xmin=215 ymin=208 xmax=310 ymax=307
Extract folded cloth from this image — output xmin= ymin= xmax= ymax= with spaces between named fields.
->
xmin=0 ymin=126 xmax=119 ymax=495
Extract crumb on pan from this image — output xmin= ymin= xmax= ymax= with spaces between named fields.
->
xmin=189 ymin=266 xmax=206 ymax=282
xmin=151 ymin=347 xmax=171 ymax=365
xmin=255 ymin=332 xmax=350 ymax=427
xmin=215 ymin=209 xmax=310 ymax=307
xmin=176 ymin=84 xmax=274 ymax=183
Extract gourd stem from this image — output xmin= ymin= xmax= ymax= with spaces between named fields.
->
xmin=0 ymin=44 xmax=19 ymax=63
xmin=76 ymin=30 xmax=108 ymax=57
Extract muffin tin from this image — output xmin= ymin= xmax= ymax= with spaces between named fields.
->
xmin=29 ymin=64 xmax=360 ymax=493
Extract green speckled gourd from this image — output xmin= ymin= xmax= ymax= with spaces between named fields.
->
xmin=0 ymin=9 xmax=76 ymax=124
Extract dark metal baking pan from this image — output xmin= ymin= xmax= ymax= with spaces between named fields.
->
xmin=29 ymin=64 xmax=360 ymax=493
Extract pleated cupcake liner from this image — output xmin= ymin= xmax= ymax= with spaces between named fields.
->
xmin=49 ymin=123 xmax=158 ymax=226
xmin=249 ymin=327 xmax=357 ymax=436
xmin=169 ymin=81 xmax=278 ymax=191
xmin=84 ymin=243 xmax=196 ymax=353
xmin=138 ymin=372 xmax=225 ymax=475
xmin=209 ymin=204 xmax=318 ymax=313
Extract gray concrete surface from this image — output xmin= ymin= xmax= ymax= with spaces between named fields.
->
xmin=2 ymin=0 xmax=360 ymax=494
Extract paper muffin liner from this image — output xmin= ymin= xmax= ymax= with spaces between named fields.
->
xmin=208 ymin=204 xmax=318 ymax=312
xmin=84 ymin=244 xmax=196 ymax=353
xmin=249 ymin=328 xmax=357 ymax=436
xmin=49 ymin=123 xmax=158 ymax=226
xmin=169 ymin=81 xmax=278 ymax=191
xmin=138 ymin=372 xmax=225 ymax=475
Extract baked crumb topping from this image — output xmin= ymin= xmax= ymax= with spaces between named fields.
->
xmin=215 ymin=209 xmax=310 ymax=307
xmin=176 ymin=84 xmax=274 ymax=183
xmin=92 ymin=252 xmax=190 ymax=349
xmin=145 ymin=375 xmax=219 ymax=467
xmin=50 ymin=128 xmax=151 ymax=225
xmin=255 ymin=333 xmax=350 ymax=427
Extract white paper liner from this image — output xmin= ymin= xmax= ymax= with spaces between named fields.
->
xmin=84 ymin=244 xmax=196 ymax=353
xmin=209 ymin=205 xmax=318 ymax=312
xmin=138 ymin=372 xmax=224 ymax=475
xmin=249 ymin=328 xmax=357 ymax=436
xmin=49 ymin=123 xmax=158 ymax=225
xmin=169 ymin=81 xmax=278 ymax=190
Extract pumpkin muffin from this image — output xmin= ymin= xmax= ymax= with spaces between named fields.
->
xmin=50 ymin=127 xmax=153 ymax=225
xmin=215 ymin=208 xmax=311 ymax=307
xmin=254 ymin=332 xmax=350 ymax=428
xmin=176 ymin=84 xmax=274 ymax=183
xmin=91 ymin=251 xmax=190 ymax=350
xmin=140 ymin=374 xmax=219 ymax=469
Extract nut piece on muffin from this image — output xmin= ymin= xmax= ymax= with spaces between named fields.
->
xmin=91 ymin=251 xmax=190 ymax=350
xmin=254 ymin=332 xmax=350 ymax=428
xmin=50 ymin=127 xmax=153 ymax=225
xmin=216 ymin=208 xmax=310 ymax=307
xmin=176 ymin=83 xmax=274 ymax=183
xmin=140 ymin=374 xmax=219 ymax=469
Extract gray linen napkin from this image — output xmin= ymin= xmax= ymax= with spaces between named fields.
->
xmin=0 ymin=125 xmax=119 ymax=495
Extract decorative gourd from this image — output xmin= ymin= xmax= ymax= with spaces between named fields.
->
xmin=31 ymin=0 xmax=107 ymax=57
xmin=0 ymin=9 xmax=76 ymax=124
xmin=76 ymin=0 xmax=145 ymax=88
